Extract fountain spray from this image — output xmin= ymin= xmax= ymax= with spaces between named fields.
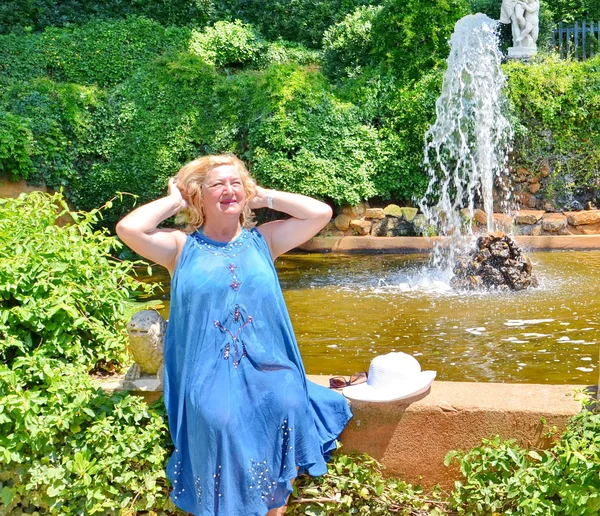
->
xmin=419 ymin=14 xmax=514 ymax=272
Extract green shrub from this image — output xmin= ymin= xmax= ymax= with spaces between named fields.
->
xmin=448 ymin=405 xmax=600 ymax=515
xmin=544 ymin=0 xmax=600 ymax=23
xmin=0 ymin=192 xmax=174 ymax=514
xmin=504 ymin=54 xmax=600 ymax=209
xmin=37 ymin=17 xmax=190 ymax=88
xmin=189 ymin=20 xmax=265 ymax=68
xmin=0 ymin=192 xmax=153 ymax=368
xmin=212 ymin=0 xmax=380 ymax=48
xmin=0 ymin=78 xmax=107 ymax=188
xmin=371 ymin=0 xmax=470 ymax=83
xmin=0 ymin=356 xmax=174 ymax=515
xmin=321 ymin=5 xmax=382 ymax=81
xmin=288 ymin=452 xmax=447 ymax=515
xmin=0 ymin=111 xmax=35 ymax=180
xmin=248 ymin=64 xmax=379 ymax=205
xmin=0 ymin=0 xmax=213 ymax=34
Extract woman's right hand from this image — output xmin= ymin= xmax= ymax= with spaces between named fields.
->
xmin=168 ymin=177 xmax=188 ymax=212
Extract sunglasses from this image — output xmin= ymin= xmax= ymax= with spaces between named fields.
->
xmin=329 ymin=371 xmax=368 ymax=389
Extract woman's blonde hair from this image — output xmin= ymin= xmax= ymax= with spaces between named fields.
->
xmin=175 ymin=154 xmax=257 ymax=233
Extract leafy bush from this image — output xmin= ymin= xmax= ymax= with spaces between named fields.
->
xmin=321 ymin=5 xmax=382 ymax=81
xmin=0 ymin=17 xmax=189 ymax=88
xmin=212 ymin=0 xmax=380 ymax=48
xmin=0 ymin=357 xmax=174 ymax=515
xmin=0 ymin=111 xmax=35 ymax=180
xmin=248 ymin=64 xmax=379 ymax=205
xmin=38 ymin=17 xmax=190 ymax=88
xmin=0 ymin=0 xmax=213 ymax=34
xmin=189 ymin=20 xmax=265 ymax=68
xmin=0 ymin=192 xmax=152 ymax=368
xmin=0 ymin=192 xmax=175 ymax=514
xmin=504 ymin=54 xmax=600 ymax=209
xmin=544 ymin=0 xmax=600 ymax=23
xmin=288 ymin=452 xmax=447 ymax=515
xmin=371 ymin=0 xmax=470 ymax=83
xmin=448 ymin=404 xmax=600 ymax=515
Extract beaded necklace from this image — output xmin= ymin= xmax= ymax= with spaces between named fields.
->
xmin=189 ymin=228 xmax=252 ymax=257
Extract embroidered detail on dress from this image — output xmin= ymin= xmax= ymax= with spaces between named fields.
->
xmin=172 ymin=458 xmax=183 ymax=502
xmin=190 ymin=229 xmax=252 ymax=257
xmin=214 ymin=310 xmax=253 ymax=368
xmin=249 ymin=458 xmax=277 ymax=502
xmin=194 ymin=477 xmax=202 ymax=504
xmin=227 ymin=263 xmax=242 ymax=291
xmin=213 ymin=465 xmax=222 ymax=499
xmin=280 ymin=419 xmax=294 ymax=469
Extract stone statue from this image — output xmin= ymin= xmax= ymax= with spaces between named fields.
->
xmin=500 ymin=0 xmax=539 ymax=58
xmin=125 ymin=310 xmax=166 ymax=386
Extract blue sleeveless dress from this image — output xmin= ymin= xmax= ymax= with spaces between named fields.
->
xmin=163 ymin=227 xmax=352 ymax=515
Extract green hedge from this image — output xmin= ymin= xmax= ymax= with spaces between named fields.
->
xmin=504 ymin=54 xmax=600 ymax=208
xmin=0 ymin=16 xmax=190 ymax=87
xmin=0 ymin=192 xmax=176 ymax=514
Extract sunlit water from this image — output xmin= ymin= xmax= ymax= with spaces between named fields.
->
xmin=143 ymin=251 xmax=599 ymax=385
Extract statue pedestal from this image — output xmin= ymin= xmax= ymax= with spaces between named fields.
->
xmin=507 ymin=46 xmax=537 ymax=59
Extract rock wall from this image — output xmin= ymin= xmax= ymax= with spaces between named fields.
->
xmin=319 ymin=202 xmax=600 ymax=238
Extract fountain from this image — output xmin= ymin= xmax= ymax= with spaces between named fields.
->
xmin=418 ymin=13 xmax=536 ymax=290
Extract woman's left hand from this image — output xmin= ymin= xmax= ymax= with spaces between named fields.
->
xmin=248 ymin=185 xmax=271 ymax=210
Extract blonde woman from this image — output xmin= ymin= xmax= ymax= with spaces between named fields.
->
xmin=116 ymin=154 xmax=352 ymax=516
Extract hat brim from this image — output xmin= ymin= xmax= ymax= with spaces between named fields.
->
xmin=342 ymin=371 xmax=436 ymax=402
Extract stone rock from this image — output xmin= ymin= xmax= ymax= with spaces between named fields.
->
xmin=370 ymin=218 xmax=387 ymax=236
xmin=528 ymin=182 xmax=541 ymax=194
xmin=126 ymin=310 xmax=166 ymax=375
xmin=541 ymin=214 xmax=568 ymax=234
xmin=386 ymin=216 xmax=417 ymax=236
xmin=567 ymin=222 xmax=600 ymax=235
xmin=474 ymin=209 xmax=488 ymax=225
xmin=365 ymin=208 xmax=385 ymax=220
xmin=451 ymin=232 xmax=537 ymax=291
xmin=334 ymin=214 xmax=352 ymax=231
xmin=342 ymin=202 xmax=367 ymax=219
xmin=400 ymin=207 xmax=418 ymax=222
xmin=543 ymin=201 xmax=557 ymax=212
xmin=539 ymin=161 xmax=550 ymax=177
xmin=565 ymin=210 xmax=600 ymax=226
xmin=383 ymin=204 xmax=404 ymax=218
xmin=531 ymin=224 xmax=543 ymax=236
xmin=518 ymin=192 xmax=537 ymax=209
xmin=514 ymin=167 xmax=530 ymax=183
xmin=413 ymin=214 xmax=433 ymax=236
xmin=514 ymin=210 xmax=544 ymax=225
xmin=350 ymin=219 xmax=371 ymax=235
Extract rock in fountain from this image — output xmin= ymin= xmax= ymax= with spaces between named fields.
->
xmin=451 ymin=231 xmax=537 ymax=291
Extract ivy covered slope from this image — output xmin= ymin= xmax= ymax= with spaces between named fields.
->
xmin=505 ymin=54 xmax=600 ymax=204
xmin=0 ymin=0 xmax=473 ymax=224
xmin=0 ymin=192 xmax=176 ymax=515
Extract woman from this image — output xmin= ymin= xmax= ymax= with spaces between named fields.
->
xmin=116 ymin=154 xmax=352 ymax=516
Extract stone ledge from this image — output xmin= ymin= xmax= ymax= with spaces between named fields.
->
xmin=96 ymin=373 xmax=587 ymax=489
xmin=308 ymin=376 xmax=586 ymax=489
xmin=300 ymin=235 xmax=600 ymax=253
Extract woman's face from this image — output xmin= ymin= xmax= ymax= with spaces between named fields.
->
xmin=201 ymin=165 xmax=247 ymax=222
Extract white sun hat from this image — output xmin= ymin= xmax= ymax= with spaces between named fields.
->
xmin=342 ymin=352 xmax=436 ymax=402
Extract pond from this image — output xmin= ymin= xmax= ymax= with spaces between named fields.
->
xmin=144 ymin=250 xmax=599 ymax=385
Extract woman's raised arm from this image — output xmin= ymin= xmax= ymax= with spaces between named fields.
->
xmin=116 ymin=178 xmax=188 ymax=273
xmin=252 ymin=186 xmax=332 ymax=260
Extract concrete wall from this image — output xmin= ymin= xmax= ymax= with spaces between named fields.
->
xmin=309 ymin=376 xmax=585 ymax=490
xmin=100 ymin=375 xmax=586 ymax=490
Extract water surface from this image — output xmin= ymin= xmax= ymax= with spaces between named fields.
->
xmin=146 ymin=251 xmax=599 ymax=384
